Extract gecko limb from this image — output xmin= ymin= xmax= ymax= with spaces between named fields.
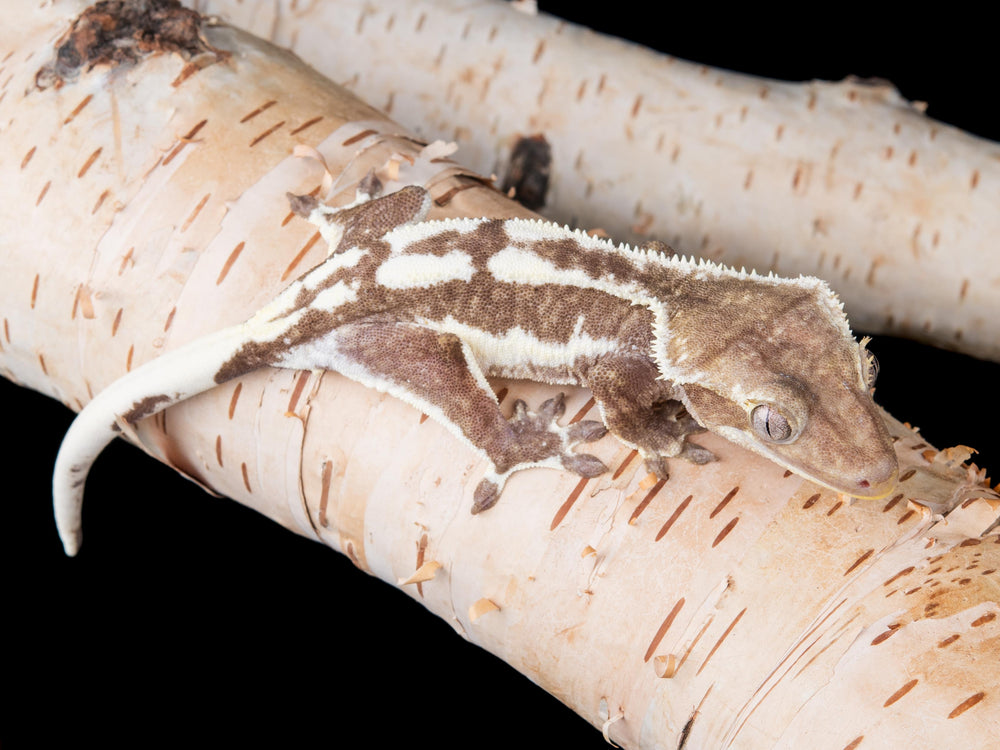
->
xmin=280 ymin=322 xmax=607 ymax=514
xmin=585 ymin=353 xmax=714 ymax=479
xmin=473 ymin=393 xmax=608 ymax=514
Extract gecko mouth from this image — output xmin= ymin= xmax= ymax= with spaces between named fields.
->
xmin=712 ymin=425 xmax=900 ymax=501
xmin=841 ymin=473 xmax=898 ymax=500
xmin=797 ymin=465 xmax=899 ymax=501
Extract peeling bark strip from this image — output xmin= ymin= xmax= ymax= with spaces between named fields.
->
xmin=34 ymin=0 xmax=226 ymax=89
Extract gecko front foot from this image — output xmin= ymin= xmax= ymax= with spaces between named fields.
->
xmin=642 ymin=441 xmax=716 ymax=482
xmin=619 ymin=399 xmax=715 ymax=480
xmin=471 ymin=393 xmax=608 ymax=514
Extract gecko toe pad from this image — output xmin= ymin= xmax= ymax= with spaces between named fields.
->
xmin=472 ymin=478 xmax=501 ymax=514
xmin=561 ymin=452 xmax=607 ymax=477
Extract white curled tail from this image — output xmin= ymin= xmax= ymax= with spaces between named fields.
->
xmin=53 ymin=324 xmax=254 ymax=556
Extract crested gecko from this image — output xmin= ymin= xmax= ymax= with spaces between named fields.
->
xmin=53 ymin=182 xmax=898 ymax=555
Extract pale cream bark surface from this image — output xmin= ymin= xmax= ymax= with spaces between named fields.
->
xmin=2 ymin=2 xmax=999 ymax=748
xmin=197 ymin=0 xmax=1000 ymax=362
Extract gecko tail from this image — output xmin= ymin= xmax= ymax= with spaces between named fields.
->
xmin=53 ymin=324 xmax=252 ymax=556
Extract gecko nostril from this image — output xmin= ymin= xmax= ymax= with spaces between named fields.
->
xmin=859 ymin=479 xmax=870 ymax=489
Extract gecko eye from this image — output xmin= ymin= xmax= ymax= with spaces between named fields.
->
xmin=750 ymin=404 xmax=795 ymax=443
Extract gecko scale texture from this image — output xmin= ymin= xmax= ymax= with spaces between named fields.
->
xmin=52 ymin=183 xmax=898 ymax=555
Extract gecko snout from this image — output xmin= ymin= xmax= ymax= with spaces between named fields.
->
xmin=851 ymin=460 xmax=898 ymax=500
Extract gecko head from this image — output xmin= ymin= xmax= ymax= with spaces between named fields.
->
xmin=654 ymin=270 xmax=898 ymax=498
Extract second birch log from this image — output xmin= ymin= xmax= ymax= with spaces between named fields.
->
xmin=199 ymin=0 xmax=1000 ymax=362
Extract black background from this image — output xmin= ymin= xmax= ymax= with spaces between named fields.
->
xmin=4 ymin=5 xmax=998 ymax=747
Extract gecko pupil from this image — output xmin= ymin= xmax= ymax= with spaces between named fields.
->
xmin=752 ymin=404 xmax=792 ymax=442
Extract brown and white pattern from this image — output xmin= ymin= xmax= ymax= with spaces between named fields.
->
xmin=52 ymin=183 xmax=897 ymax=555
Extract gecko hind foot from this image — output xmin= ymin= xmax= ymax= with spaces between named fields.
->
xmin=471 ymin=393 xmax=609 ymax=514
xmin=510 ymin=394 xmax=608 ymax=474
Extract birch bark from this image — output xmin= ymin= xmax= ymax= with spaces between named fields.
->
xmin=3 ymin=2 xmax=999 ymax=748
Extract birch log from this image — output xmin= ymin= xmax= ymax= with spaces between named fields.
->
xmin=195 ymin=0 xmax=1000 ymax=363
xmin=4 ymin=2 xmax=1000 ymax=748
